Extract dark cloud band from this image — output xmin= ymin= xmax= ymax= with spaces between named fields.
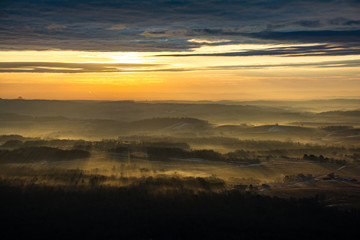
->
xmin=0 ymin=62 xmax=163 ymax=73
xmin=1 ymin=0 xmax=360 ymax=53
xmin=158 ymin=43 xmax=360 ymax=57
xmin=1 ymin=59 xmax=359 ymax=73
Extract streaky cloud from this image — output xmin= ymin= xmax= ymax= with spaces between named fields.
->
xmin=0 ymin=62 xmax=164 ymax=73
xmin=158 ymin=44 xmax=360 ymax=57
xmin=1 ymin=59 xmax=359 ymax=73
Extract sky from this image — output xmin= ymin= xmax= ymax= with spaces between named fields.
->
xmin=0 ymin=0 xmax=360 ymax=100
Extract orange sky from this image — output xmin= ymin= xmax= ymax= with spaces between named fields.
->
xmin=1 ymin=0 xmax=360 ymax=100
xmin=1 ymin=47 xmax=360 ymax=100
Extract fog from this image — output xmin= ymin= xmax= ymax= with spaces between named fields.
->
xmin=1 ymin=98 xmax=360 ymax=203
xmin=1 ymin=99 xmax=360 ymax=201
xmin=1 ymin=99 xmax=360 ymax=143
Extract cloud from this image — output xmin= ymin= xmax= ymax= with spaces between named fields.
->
xmin=158 ymin=44 xmax=360 ymax=57
xmin=106 ymin=24 xmax=127 ymax=31
xmin=0 ymin=62 xmax=164 ymax=73
xmin=245 ymin=30 xmax=360 ymax=44
xmin=294 ymin=20 xmax=321 ymax=28
xmin=329 ymin=17 xmax=360 ymax=26
xmin=1 ymin=59 xmax=359 ymax=74
xmin=45 ymin=24 xmax=67 ymax=31
xmin=1 ymin=0 xmax=360 ymax=53
xmin=205 ymin=59 xmax=360 ymax=70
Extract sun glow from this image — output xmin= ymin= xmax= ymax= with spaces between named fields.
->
xmin=93 ymin=52 xmax=154 ymax=64
xmin=0 ymin=43 xmax=360 ymax=101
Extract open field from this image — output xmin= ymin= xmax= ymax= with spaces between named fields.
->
xmin=1 ymin=146 xmax=360 ymax=209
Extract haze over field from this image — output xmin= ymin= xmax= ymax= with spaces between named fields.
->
xmin=1 ymin=99 xmax=360 ymax=143
xmin=1 ymin=1 xmax=360 ymax=239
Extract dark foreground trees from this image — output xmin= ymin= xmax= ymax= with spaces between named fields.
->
xmin=0 ymin=179 xmax=359 ymax=240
